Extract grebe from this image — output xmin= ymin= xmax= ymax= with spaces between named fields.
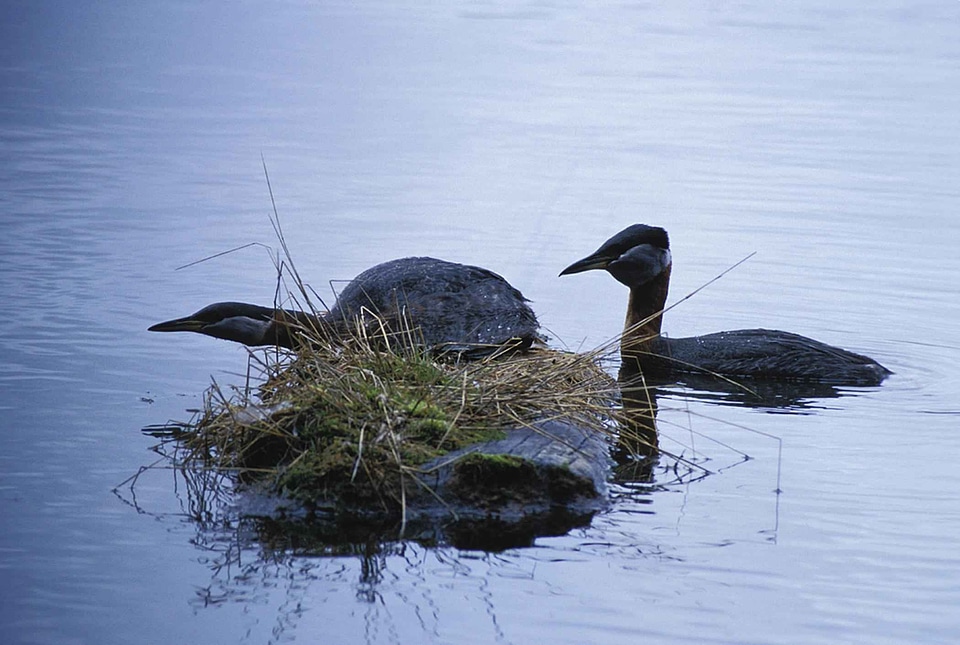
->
xmin=149 ymin=257 xmax=541 ymax=355
xmin=560 ymin=224 xmax=890 ymax=385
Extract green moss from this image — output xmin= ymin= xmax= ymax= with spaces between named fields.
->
xmin=279 ymin=446 xmax=353 ymax=501
xmin=404 ymin=399 xmax=444 ymax=418
xmin=461 ymin=453 xmax=528 ymax=471
xmin=447 ymin=453 xmax=541 ymax=506
xmin=447 ymin=453 xmax=597 ymax=507
xmin=407 ymin=417 xmax=448 ymax=442
xmin=541 ymin=464 xmax=598 ymax=502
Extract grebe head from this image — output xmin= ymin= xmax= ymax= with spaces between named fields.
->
xmin=148 ymin=302 xmax=278 ymax=346
xmin=559 ymin=224 xmax=671 ymax=288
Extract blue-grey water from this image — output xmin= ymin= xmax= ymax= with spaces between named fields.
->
xmin=2 ymin=2 xmax=959 ymax=644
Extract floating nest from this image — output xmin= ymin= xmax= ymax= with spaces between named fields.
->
xmin=174 ymin=318 xmax=642 ymax=516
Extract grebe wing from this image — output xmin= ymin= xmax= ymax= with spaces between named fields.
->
xmin=327 ymin=257 xmax=541 ymax=350
xmin=657 ymin=329 xmax=890 ymax=385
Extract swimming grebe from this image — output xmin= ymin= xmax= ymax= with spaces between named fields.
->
xmin=149 ymin=257 xmax=541 ymax=355
xmin=560 ymin=224 xmax=890 ymax=385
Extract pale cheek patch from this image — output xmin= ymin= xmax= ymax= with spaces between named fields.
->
xmin=208 ymin=317 xmax=273 ymax=345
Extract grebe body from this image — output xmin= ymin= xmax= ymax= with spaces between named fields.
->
xmin=560 ymin=224 xmax=890 ymax=385
xmin=149 ymin=257 xmax=540 ymax=355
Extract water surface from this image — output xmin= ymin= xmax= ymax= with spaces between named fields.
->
xmin=2 ymin=2 xmax=959 ymax=644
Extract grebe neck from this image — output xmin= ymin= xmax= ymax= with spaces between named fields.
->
xmin=268 ymin=308 xmax=333 ymax=349
xmin=622 ymin=264 xmax=671 ymax=359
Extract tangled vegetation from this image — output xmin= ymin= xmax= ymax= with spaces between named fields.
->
xmin=176 ymin=318 xmax=633 ymax=514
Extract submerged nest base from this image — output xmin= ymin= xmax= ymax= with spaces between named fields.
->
xmin=176 ymin=324 xmax=634 ymax=522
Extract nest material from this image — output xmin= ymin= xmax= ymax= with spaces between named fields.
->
xmin=179 ymin=322 xmax=627 ymax=513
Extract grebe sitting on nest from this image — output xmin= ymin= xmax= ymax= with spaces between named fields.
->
xmin=149 ymin=257 xmax=541 ymax=357
xmin=560 ymin=224 xmax=890 ymax=385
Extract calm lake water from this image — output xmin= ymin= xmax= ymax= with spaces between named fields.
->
xmin=2 ymin=2 xmax=959 ymax=644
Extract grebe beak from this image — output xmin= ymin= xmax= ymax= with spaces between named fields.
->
xmin=148 ymin=316 xmax=207 ymax=333
xmin=559 ymin=253 xmax=613 ymax=276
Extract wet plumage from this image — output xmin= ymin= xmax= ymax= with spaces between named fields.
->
xmin=561 ymin=224 xmax=890 ymax=385
xmin=149 ymin=257 xmax=541 ymax=356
